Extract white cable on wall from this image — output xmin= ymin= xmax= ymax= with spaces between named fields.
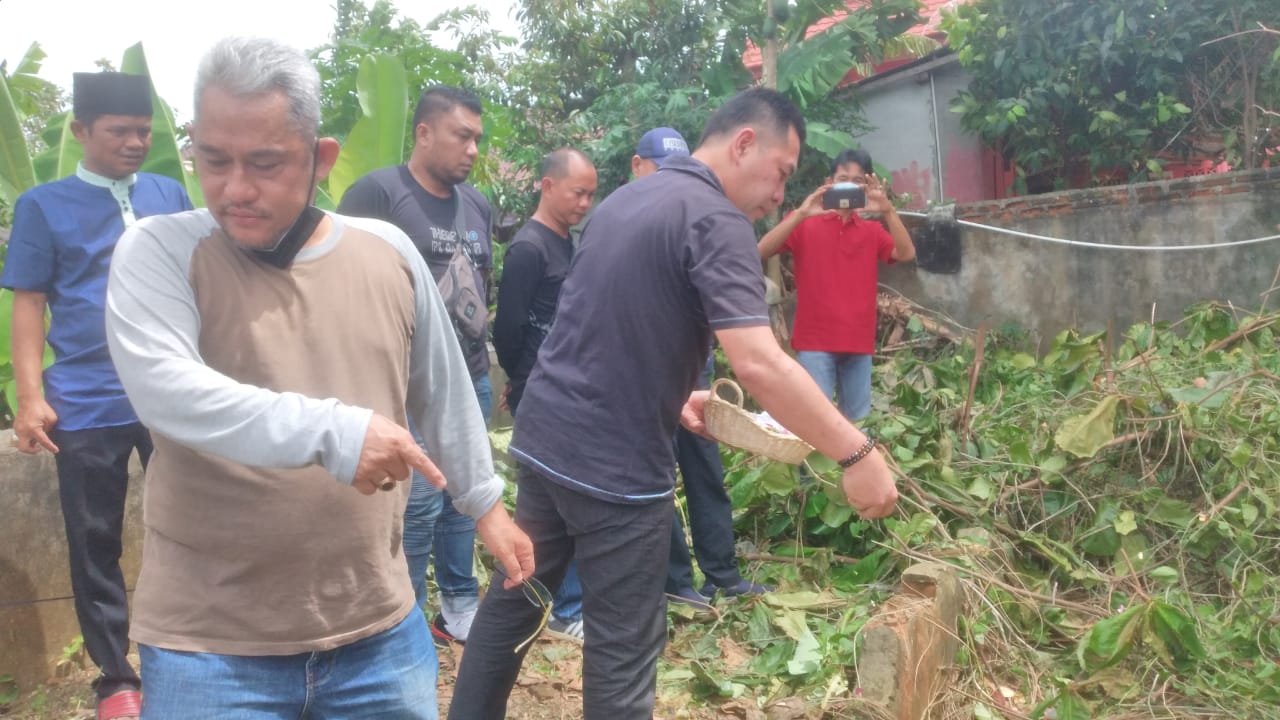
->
xmin=896 ymin=210 xmax=1280 ymax=252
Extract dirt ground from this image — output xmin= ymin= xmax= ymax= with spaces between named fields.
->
xmin=0 ymin=636 xmax=686 ymax=720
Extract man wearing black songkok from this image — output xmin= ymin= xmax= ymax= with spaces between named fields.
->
xmin=1 ymin=71 xmax=192 ymax=720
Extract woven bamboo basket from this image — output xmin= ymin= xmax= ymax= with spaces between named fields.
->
xmin=704 ymin=379 xmax=814 ymax=464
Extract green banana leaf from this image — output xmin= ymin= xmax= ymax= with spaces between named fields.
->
xmin=120 ymin=43 xmax=204 ymax=207
xmin=326 ymin=55 xmax=408 ymax=205
xmin=6 ymin=42 xmax=59 ymax=116
xmin=0 ymin=72 xmax=36 ymax=204
xmin=0 ymin=288 xmax=58 ymax=418
xmin=31 ymin=110 xmax=81 ymax=182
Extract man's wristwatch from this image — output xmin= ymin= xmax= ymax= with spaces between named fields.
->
xmin=837 ymin=435 xmax=877 ymax=469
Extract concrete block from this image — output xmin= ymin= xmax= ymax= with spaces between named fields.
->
xmin=0 ymin=431 xmax=145 ymax=691
xmin=855 ymin=562 xmax=963 ymax=720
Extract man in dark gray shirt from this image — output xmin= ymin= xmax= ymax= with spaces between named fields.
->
xmin=449 ymin=89 xmax=898 ymax=719
xmin=337 ymin=85 xmax=492 ymax=644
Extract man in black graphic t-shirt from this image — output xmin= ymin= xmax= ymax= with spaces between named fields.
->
xmin=338 ymin=85 xmax=492 ymax=646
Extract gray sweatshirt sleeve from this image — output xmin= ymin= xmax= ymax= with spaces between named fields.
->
xmin=345 ymin=216 xmax=503 ymax=520
xmin=105 ymin=211 xmax=372 ymax=483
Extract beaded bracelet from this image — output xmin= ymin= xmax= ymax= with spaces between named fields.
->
xmin=837 ymin=435 xmax=877 ymax=469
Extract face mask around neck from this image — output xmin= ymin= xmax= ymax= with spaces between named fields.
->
xmin=251 ymin=141 xmax=323 ymax=269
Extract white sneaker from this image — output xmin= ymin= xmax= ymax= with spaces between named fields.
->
xmin=440 ymin=605 xmax=476 ymax=642
xmin=546 ymin=616 xmax=584 ymax=645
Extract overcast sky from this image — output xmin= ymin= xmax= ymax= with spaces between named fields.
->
xmin=0 ymin=0 xmax=520 ymax=120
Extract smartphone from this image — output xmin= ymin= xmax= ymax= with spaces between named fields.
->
xmin=823 ymin=183 xmax=866 ymax=211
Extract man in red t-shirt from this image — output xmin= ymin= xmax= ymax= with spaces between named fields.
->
xmin=758 ymin=149 xmax=915 ymax=421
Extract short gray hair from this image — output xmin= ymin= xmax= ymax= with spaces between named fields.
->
xmin=194 ymin=37 xmax=321 ymax=139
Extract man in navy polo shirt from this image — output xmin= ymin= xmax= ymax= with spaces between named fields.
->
xmin=632 ymin=127 xmax=774 ymax=608
xmin=2 ymin=71 xmax=192 ymax=720
xmin=449 ymin=88 xmax=898 ymax=719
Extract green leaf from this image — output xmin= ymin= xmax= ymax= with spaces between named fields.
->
xmin=1079 ymin=499 xmax=1121 ymax=556
xmin=1148 ymin=498 xmax=1195 ymax=528
xmin=757 ymin=461 xmax=797 ymax=496
xmin=1241 ymin=502 xmax=1258 ymax=525
xmin=120 ymin=43 xmax=203 ymax=205
xmin=1078 ymin=604 xmax=1143 ymax=672
xmin=773 ymin=609 xmax=821 ymax=675
xmin=1010 ymin=352 xmax=1036 ymax=369
xmin=1053 ymin=690 xmax=1092 ymax=720
xmin=818 ymin=498 xmax=853 ymax=527
xmin=1039 ymin=454 xmax=1068 ymax=474
xmin=0 ymin=71 xmax=36 ymax=203
xmin=328 ymin=55 xmax=409 ymax=204
xmin=966 ymin=475 xmax=993 ymax=501
xmin=1148 ymin=566 xmax=1179 ymax=584
xmin=1113 ymin=510 xmax=1137 ymax=536
xmin=803 ymin=121 xmax=858 ymax=161
xmin=31 ymin=111 xmax=82 ymax=182
xmin=1054 ymin=395 xmax=1120 ymax=458
xmin=1144 ymin=600 xmax=1205 ymax=670
xmin=1227 ymin=440 xmax=1252 ymax=468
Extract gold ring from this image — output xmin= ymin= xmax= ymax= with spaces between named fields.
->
xmin=379 ymin=478 xmax=396 ymax=491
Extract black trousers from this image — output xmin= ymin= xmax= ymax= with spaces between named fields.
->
xmin=449 ymin=464 xmax=672 ymax=720
xmin=666 ymin=426 xmax=742 ymax=593
xmin=49 ymin=422 xmax=152 ymax=699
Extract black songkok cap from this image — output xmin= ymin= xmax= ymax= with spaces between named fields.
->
xmin=72 ymin=72 xmax=153 ymax=120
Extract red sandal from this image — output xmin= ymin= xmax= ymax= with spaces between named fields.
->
xmin=97 ymin=689 xmax=142 ymax=720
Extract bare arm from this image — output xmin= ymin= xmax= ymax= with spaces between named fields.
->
xmin=11 ymin=290 xmax=58 ymax=453
xmin=715 ymin=324 xmax=866 ymax=458
xmin=862 ymin=174 xmax=915 ymax=262
xmin=757 ymin=184 xmax=832 ymax=259
xmin=713 ymin=324 xmax=897 ymax=518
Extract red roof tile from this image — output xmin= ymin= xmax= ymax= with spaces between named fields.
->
xmin=743 ymin=0 xmax=966 ymax=71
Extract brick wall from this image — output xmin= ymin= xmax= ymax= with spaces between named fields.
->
xmin=881 ymin=168 xmax=1280 ymax=341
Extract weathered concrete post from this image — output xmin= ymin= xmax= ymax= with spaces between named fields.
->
xmin=856 ymin=561 xmax=963 ymax=719
xmin=0 ymin=430 xmax=145 ymax=690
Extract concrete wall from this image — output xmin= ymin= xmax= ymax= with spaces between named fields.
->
xmin=0 ymin=432 xmax=145 ymax=691
xmin=857 ymin=56 xmax=993 ymax=208
xmin=882 ymin=167 xmax=1280 ymax=340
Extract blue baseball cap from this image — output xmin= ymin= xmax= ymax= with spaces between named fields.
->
xmin=635 ymin=127 xmax=690 ymax=161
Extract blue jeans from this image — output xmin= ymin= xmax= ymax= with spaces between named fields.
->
xmin=553 ymin=563 xmax=583 ymax=622
xmin=403 ymin=375 xmax=490 ymax=614
xmin=139 ymin=611 xmax=437 ymax=719
xmin=796 ymin=351 xmax=873 ymax=422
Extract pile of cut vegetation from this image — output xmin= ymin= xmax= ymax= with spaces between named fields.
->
xmin=669 ymin=300 xmax=1278 ymax=719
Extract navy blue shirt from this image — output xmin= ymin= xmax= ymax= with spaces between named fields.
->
xmin=337 ymin=166 xmax=494 ymax=379
xmin=510 ymin=156 xmax=769 ymax=503
xmin=2 ymin=172 xmax=192 ymax=430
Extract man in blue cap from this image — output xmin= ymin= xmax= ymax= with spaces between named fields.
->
xmin=3 ymin=70 xmax=192 ymax=720
xmin=631 ymin=126 xmax=690 ymax=177
xmin=632 ymin=127 xmax=773 ymax=608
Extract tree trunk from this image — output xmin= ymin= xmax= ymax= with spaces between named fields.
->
xmin=762 ymin=0 xmax=789 ymax=346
